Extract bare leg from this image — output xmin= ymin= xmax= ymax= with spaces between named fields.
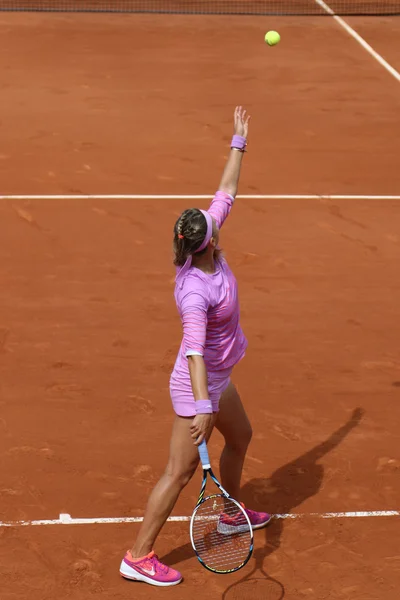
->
xmin=215 ymin=382 xmax=252 ymax=501
xmin=131 ymin=414 xmax=216 ymax=558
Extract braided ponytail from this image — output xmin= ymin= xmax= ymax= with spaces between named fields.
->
xmin=177 ymin=215 xmax=185 ymax=239
xmin=173 ymin=208 xmax=208 ymax=266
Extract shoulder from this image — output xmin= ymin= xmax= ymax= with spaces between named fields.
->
xmin=175 ymin=272 xmax=211 ymax=309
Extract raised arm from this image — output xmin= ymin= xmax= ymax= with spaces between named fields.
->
xmin=218 ymin=106 xmax=250 ymax=199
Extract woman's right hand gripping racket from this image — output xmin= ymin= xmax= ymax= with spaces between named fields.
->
xmin=190 ymin=440 xmax=253 ymax=574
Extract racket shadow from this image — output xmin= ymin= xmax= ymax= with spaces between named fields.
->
xmin=160 ymin=407 xmax=364 ymax=588
xmin=221 ymin=546 xmax=285 ymax=600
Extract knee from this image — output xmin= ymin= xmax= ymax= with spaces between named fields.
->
xmin=241 ymin=423 xmax=253 ymax=450
xmin=226 ymin=423 xmax=253 ymax=454
xmin=245 ymin=423 xmax=253 ymax=446
xmin=164 ymin=458 xmax=198 ymax=490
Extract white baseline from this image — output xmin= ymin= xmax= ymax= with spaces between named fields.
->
xmin=0 ymin=510 xmax=398 ymax=528
xmin=0 ymin=194 xmax=400 ymax=201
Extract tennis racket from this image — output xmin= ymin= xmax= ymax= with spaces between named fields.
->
xmin=190 ymin=439 xmax=253 ymax=574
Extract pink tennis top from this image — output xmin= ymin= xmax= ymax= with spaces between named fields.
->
xmin=172 ymin=191 xmax=248 ymax=377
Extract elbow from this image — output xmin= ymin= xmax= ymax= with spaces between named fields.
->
xmin=187 ymin=353 xmax=204 ymax=364
xmin=219 ymin=184 xmax=236 ymax=199
xmin=187 ymin=354 xmax=205 ymax=372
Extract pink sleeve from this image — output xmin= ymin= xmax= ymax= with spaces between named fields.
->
xmin=178 ymin=285 xmax=209 ymax=357
xmin=207 ymin=190 xmax=235 ymax=229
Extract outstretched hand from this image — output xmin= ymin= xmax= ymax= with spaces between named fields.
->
xmin=234 ymin=106 xmax=250 ymax=138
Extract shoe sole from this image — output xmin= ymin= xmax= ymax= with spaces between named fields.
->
xmin=120 ymin=561 xmax=182 ymax=587
xmin=252 ymin=515 xmax=273 ymax=530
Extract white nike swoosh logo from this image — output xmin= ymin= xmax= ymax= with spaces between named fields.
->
xmin=140 ymin=565 xmax=156 ymax=576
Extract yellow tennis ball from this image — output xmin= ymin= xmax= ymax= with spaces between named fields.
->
xmin=265 ymin=31 xmax=281 ymax=46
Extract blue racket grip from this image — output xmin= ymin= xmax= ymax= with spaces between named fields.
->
xmin=198 ymin=440 xmax=211 ymax=468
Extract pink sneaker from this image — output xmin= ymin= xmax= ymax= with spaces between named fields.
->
xmin=243 ymin=504 xmax=273 ymax=530
xmin=119 ymin=550 xmax=182 ymax=587
xmin=217 ymin=503 xmax=272 ymax=535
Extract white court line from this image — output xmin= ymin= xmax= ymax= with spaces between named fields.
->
xmin=314 ymin=0 xmax=400 ymax=83
xmin=0 ymin=194 xmax=400 ymax=200
xmin=0 ymin=511 xmax=398 ymax=528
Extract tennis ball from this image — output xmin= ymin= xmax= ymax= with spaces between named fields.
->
xmin=265 ymin=31 xmax=281 ymax=46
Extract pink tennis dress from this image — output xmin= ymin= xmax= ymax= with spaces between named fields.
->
xmin=169 ymin=191 xmax=248 ymax=417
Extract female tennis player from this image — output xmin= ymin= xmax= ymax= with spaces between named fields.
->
xmin=119 ymin=106 xmax=271 ymax=586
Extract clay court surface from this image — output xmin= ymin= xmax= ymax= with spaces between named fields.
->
xmin=0 ymin=11 xmax=400 ymax=600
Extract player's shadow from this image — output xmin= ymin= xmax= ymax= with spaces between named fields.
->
xmin=160 ymin=407 xmax=364 ymax=575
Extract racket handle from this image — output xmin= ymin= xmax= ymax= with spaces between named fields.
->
xmin=198 ymin=440 xmax=211 ymax=468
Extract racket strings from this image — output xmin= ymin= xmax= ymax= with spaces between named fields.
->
xmin=191 ymin=495 xmax=252 ymax=572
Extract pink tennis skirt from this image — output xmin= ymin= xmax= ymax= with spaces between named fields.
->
xmin=169 ymin=366 xmax=233 ymax=417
